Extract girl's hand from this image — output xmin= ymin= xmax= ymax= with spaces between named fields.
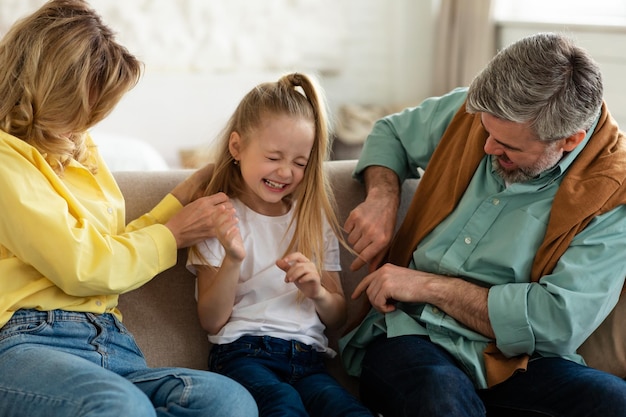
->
xmin=214 ymin=201 xmax=245 ymax=262
xmin=276 ymin=252 xmax=323 ymax=300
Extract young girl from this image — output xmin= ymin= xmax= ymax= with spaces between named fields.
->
xmin=187 ymin=73 xmax=373 ymax=417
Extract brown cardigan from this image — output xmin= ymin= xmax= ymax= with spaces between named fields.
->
xmin=386 ymin=101 xmax=626 ymax=386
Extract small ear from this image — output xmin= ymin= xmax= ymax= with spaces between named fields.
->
xmin=562 ymin=130 xmax=586 ymax=152
xmin=228 ymin=131 xmax=241 ymax=160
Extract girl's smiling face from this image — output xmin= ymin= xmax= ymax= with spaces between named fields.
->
xmin=229 ymin=114 xmax=315 ymax=216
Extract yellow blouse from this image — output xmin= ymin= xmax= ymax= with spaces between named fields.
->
xmin=0 ymin=130 xmax=180 ymax=327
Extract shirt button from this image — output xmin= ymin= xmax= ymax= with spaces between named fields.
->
xmin=464 ymin=237 xmax=472 ymax=245
xmin=492 ymin=198 xmax=500 ymax=205
xmin=432 ymin=306 xmax=440 ymax=314
xmin=95 ymin=300 xmax=102 ymax=306
xmin=107 ymin=207 xmax=113 ymax=214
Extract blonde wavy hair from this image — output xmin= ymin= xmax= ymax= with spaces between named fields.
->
xmin=195 ymin=72 xmax=346 ymax=273
xmin=0 ymin=0 xmax=142 ymax=173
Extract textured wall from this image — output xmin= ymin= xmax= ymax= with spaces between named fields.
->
xmin=0 ymin=0 xmax=345 ymax=72
xmin=0 ymin=0 xmax=433 ymax=167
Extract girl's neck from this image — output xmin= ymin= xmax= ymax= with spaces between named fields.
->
xmin=238 ymin=192 xmax=292 ymax=216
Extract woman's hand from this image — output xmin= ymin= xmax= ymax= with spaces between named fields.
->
xmin=165 ymin=192 xmax=233 ymax=248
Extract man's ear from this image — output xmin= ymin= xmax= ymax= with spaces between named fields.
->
xmin=562 ymin=130 xmax=586 ymax=152
xmin=228 ymin=131 xmax=241 ymax=161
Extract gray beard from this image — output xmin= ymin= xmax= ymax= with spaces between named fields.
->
xmin=491 ymin=146 xmax=564 ymax=184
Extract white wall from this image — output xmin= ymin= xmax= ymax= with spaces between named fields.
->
xmin=1 ymin=0 xmax=439 ymax=168
xmin=0 ymin=0 xmax=436 ymax=168
xmin=90 ymin=0 xmax=435 ymax=167
xmin=89 ymin=0 xmax=436 ymax=167
xmin=5 ymin=2 xmax=626 ymax=168
xmin=108 ymin=9 xmax=622 ymax=167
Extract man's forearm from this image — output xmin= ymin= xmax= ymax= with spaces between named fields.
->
xmin=429 ymin=276 xmax=495 ymax=339
xmin=363 ymin=165 xmax=401 ymax=207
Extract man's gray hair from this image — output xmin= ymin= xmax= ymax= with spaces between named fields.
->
xmin=466 ymin=32 xmax=603 ymax=141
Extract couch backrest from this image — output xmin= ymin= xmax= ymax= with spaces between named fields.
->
xmin=113 ymin=160 xmax=626 ymax=386
xmin=115 ymin=169 xmax=206 ymax=368
xmin=115 ymin=160 xmax=418 ymax=376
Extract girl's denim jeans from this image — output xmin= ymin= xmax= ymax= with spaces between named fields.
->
xmin=209 ymin=335 xmax=373 ymax=417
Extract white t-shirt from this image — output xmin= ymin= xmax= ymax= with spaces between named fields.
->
xmin=187 ymin=199 xmax=342 ymax=356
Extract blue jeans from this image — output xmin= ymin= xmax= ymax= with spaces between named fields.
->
xmin=209 ymin=335 xmax=373 ymax=417
xmin=0 ymin=310 xmax=258 ymax=417
xmin=360 ymin=335 xmax=626 ymax=417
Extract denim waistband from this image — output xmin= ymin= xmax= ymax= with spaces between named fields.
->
xmin=4 ymin=309 xmax=117 ymax=327
xmin=235 ymin=335 xmax=318 ymax=354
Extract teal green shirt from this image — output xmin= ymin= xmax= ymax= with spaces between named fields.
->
xmin=339 ymin=88 xmax=626 ymax=389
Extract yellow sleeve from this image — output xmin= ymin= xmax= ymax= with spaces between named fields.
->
xmin=0 ymin=133 xmax=177 ymax=296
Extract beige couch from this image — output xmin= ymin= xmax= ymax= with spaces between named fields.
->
xmin=115 ymin=159 xmax=625 ymax=398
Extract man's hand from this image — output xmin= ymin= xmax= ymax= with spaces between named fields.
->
xmin=344 ymin=166 xmax=400 ymax=272
xmin=352 ymin=263 xmax=495 ymax=338
xmin=352 ymin=263 xmax=430 ymax=312
xmin=344 ymin=199 xmax=396 ymax=272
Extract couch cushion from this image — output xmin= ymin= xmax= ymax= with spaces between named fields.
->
xmin=113 ymin=161 xmax=626 ymax=388
xmin=115 ymin=170 xmax=209 ymax=369
xmin=113 ymin=162 xmax=415 ymax=394
xmin=577 ymin=287 xmax=626 ymax=378
xmin=119 ymin=252 xmax=209 ymax=369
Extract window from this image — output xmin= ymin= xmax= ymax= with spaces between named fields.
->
xmin=493 ymin=0 xmax=626 ymax=26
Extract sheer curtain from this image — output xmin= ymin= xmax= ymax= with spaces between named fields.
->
xmin=431 ymin=0 xmax=496 ymax=96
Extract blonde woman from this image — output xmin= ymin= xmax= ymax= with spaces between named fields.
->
xmin=0 ymin=1 xmax=257 ymax=416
